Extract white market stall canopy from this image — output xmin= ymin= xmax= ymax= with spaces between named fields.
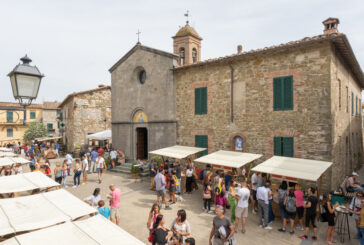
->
xmin=149 ymin=145 xmax=206 ymax=159
xmin=2 ymin=215 xmax=145 ymax=245
xmin=86 ymin=130 xmax=111 ymax=140
xmin=195 ymin=150 xmax=263 ymax=169
xmin=0 ymin=172 xmax=60 ymax=195
xmin=0 ymin=148 xmax=12 ymax=152
xmin=0 ymin=189 xmax=96 ymax=236
xmin=35 ymin=136 xmax=61 ymax=141
xmin=0 ymin=152 xmax=17 ymax=157
xmin=0 ymin=157 xmax=30 ymax=167
xmin=251 ymin=156 xmax=333 ymax=182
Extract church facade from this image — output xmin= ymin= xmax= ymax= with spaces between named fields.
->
xmin=110 ymin=18 xmax=363 ymax=189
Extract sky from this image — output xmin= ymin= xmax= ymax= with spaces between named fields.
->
xmin=0 ymin=0 xmax=363 ymax=103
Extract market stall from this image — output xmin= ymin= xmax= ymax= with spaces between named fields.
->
xmin=149 ymin=145 xmax=207 ymax=193
xmin=0 ymin=157 xmax=30 ymax=176
xmin=2 ymin=215 xmax=145 ymax=245
xmin=0 ymin=189 xmax=96 ymax=237
xmin=251 ymin=156 xmax=333 ymax=217
xmin=86 ymin=130 xmax=111 ymax=148
xmin=0 ymin=172 xmax=60 ymax=198
xmin=0 ymin=148 xmax=12 ymax=152
xmin=0 ymin=152 xmax=17 ymax=158
xmin=194 ymin=150 xmax=262 ymax=177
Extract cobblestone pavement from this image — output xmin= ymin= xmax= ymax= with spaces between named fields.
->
xmin=45 ymin=158 xmax=358 ymax=245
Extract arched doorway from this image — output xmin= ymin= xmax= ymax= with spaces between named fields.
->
xmin=136 ymin=128 xmax=148 ymax=160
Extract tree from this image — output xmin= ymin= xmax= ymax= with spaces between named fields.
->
xmin=23 ymin=122 xmax=47 ymax=142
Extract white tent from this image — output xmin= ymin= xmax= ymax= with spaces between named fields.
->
xmin=2 ymin=215 xmax=145 ymax=245
xmin=35 ymin=136 xmax=61 ymax=141
xmin=0 ymin=148 xmax=12 ymax=152
xmin=194 ymin=150 xmax=262 ymax=169
xmin=149 ymin=145 xmax=206 ymax=159
xmin=0 ymin=152 xmax=17 ymax=157
xmin=86 ymin=130 xmax=111 ymax=140
xmin=0 ymin=172 xmax=59 ymax=195
xmin=251 ymin=156 xmax=333 ymax=182
xmin=0 ymin=157 xmax=30 ymax=168
xmin=0 ymin=189 xmax=96 ymax=236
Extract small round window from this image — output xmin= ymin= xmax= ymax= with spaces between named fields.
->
xmin=138 ymin=70 xmax=146 ymax=84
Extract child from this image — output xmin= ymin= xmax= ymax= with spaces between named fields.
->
xmin=54 ymin=163 xmax=62 ymax=184
xmin=169 ymin=171 xmax=177 ymax=204
xmin=97 ymin=200 xmax=111 ymax=219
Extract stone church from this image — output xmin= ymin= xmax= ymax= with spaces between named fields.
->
xmin=110 ymin=17 xmax=363 ymax=189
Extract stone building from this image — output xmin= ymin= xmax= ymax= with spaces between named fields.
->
xmin=58 ymin=85 xmax=111 ymax=152
xmin=110 ymin=45 xmax=178 ymax=160
xmin=42 ymin=101 xmax=61 ymax=136
xmin=0 ymin=102 xmax=60 ymax=144
xmin=111 ymin=18 xmax=363 ymax=189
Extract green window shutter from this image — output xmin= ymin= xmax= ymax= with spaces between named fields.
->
xmin=200 ymin=87 xmax=208 ymax=114
xmin=283 ymin=76 xmax=293 ymax=110
xmin=273 ymin=78 xmax=283 ymax=110
xmin=195 ymin=88 xmax=201 ymax=114
xmin=6 ymin=111 xmax=13 ymax=123
xmin=282 ymin=137 xmax=294 ymax=157
xmin=195 ymin=135 xmax=208 ymax=156
xmin=7 ymin=129 xmax=13 ymax=138
xmin=30 ymin=112 xmax=36 ymax=119
xmin=356 ymin=96 xmax=358 ymax=115
xmin=273 ymin=137 xmax=282 ymax=156
xmin=47 ymin=123 xmax=53 ymax=130
xmin=352 ymin=92 xmax=354 ymax=115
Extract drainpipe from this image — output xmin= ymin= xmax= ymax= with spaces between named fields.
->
xmin=228 ymin=63 xmax=234 ymax=123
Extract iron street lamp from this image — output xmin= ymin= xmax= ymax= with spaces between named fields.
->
xmin=6 ymin=55 xmax=44 ymax=125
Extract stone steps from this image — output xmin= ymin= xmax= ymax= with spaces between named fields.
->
xmin=109 ymin=162 xmax=149 ymax=177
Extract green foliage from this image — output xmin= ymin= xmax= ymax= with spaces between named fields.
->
xmin=74 ymin=145 xmax=81 ymax=150
xmin=104 ymin=156 xmax=111 ymax=168
xmin=131 ymin=164 xmax=141 ymax=174
xmin=151 ymin=156 xmax=163 ymax=169
xmin=23 ymin=122 xmax=47 ymax=142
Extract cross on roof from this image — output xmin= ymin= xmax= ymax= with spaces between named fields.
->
xmin=184 ymin=10 xmax=190 ymax=23
xmin=136 ymin=29 xmax=141 ymax=44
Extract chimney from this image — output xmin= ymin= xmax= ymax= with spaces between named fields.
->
xmin=98 ymin=84 xmax=105 ymax=88
xmin=237 ymin=45 xmax=243 ymax=54
xmin=322 ymin=17 xmax=340 ymax=35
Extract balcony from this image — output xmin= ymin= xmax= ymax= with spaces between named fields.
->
xmin=0 ymin=119 xmax=24 ymax=125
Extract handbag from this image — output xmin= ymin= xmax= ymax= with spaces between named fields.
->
xmin=148 ymin=233 xmax=155 ymax=243
xmin=203 ymin=188 xmax=211 ymax=199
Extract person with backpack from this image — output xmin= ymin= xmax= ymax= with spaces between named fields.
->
xmin=278 ymin=181 xmax=288 ymax=220
xmin=203 ymin=174 xmax=214 ymax=214
xmin=169 ymin=170 xmax=177 ymax=204
xmin=299 ymin=187 xmax=319 ymax=241
xmin=278 ymin=189 xmax=297 ymax=234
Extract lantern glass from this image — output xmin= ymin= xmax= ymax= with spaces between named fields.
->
xmin=10 ymin=74 xmax=18 ymax=98
xmin=15 ymin=74 xmax=41 ymax=98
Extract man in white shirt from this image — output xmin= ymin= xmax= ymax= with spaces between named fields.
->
xmin=82 ymin=154 xmax=88 ymax=184
xmin=251 ymin=172 xmax=260 ymax=214
xmin=256 ymin=181 xmax=272 ymax=230
xmin=96 ymin=155 xmax=105 ymax=184
xmin=65 ymin=153 xmax=73 ymax=176
xmin=233 ymin=182 xmax=250 ymax=233
xmin=110 ymin=149 xmax=117 ymax=169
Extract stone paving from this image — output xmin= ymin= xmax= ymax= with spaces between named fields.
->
xmin=44 ymin=158 xmax=358 ymax=245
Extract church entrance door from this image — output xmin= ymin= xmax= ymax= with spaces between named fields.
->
xmin=136 ymin=128 xmax=148 ymax=160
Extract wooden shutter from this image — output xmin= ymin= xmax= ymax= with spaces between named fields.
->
xmin=6 ymin=111 xmax=13 ymax=123
xmin=195 ymin=88 xmax=201 ymax=114
xmin=195 ymin=135 xmax=208 ymax=156
xmin=283 ymin=137 xmax=294 ymax=157
xmin=200 ymin=87 xmax=208 ymax=114
xmin=273 ymin=137 xmax=282 ymax=156
xmin=352 ymin=92 xmax=354 ymax=115
xmin=273 ymin=78 xmax=283 ymax=110
xmin=283 ymin=76 xmax=293 ymax=110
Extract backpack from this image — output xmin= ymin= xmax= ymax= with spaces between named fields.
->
xmin=199 ymin=169 xmax=206 ymax=180
xmin=285 ymin=197 xmax=296 ymax=213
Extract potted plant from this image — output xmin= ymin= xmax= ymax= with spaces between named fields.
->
xmin=74 ymin=145 xmax=81 ymax=158
xmin=131 ymin=164 xmax=141 ymax=179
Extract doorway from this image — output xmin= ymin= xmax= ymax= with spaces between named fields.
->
xmin=136 ymin=128 xmax=148 ymax=160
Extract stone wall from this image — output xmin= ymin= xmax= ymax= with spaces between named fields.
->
xmin=330 ymin=43 xmax=363 ymax=188
xmin=175 ymin=42 xmax=345 ymax=190
xmin=42 ymin=109 xmax=59 ymax=135
xmin=61 ymin=88 xmax=111 ymax=152
xmin=111 ymin=46 xmax=177 ymax=160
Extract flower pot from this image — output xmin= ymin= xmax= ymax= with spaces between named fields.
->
xmin=131 ymin=173 xmax=139 ymax=179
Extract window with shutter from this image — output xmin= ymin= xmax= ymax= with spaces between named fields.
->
xmin=6 ymin=111 xmax=13 ymax=123
xmin=273 ymin=76 xmax=293 ymax=111
xmin=273 ymin=136 xmax=294 ymax=157
xmin=194 ymin=87 xmax=207 ymax=115
xmin=30 ymin=112 xmax=36 ymax=119
xmin=7 ymin=129 xmax=13 ymax=138
xmin=352 ymin=92 xmax=354 ymax=115
xmin=195 ymin=135 xmax=208 ymax=156
xmin=282 ymin=137 xmax=294 ymax=157
xmin=356 ymin=96 xmax=358 ymax=116
xmin=273 ymin=137 xmax=282 ymax=156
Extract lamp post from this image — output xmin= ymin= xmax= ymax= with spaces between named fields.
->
xmin=7 ymin=55 xmax=44 ymax=125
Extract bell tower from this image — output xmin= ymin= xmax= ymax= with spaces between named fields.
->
xmin=172 ymin=21 xmax=202 ymax=66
